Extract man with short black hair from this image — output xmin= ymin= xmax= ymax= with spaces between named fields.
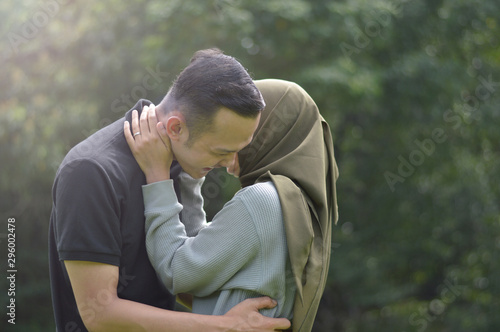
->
xmin=49 ymin=48 xmax=291 ymax=332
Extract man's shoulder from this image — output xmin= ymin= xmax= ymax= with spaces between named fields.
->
xmin=67 ymin=118 xmax=122 ymax=157
xmin=56 ymin=118 xmax=134 ymax=182
xmin=61 ymin=98 xmax=153 ymax=167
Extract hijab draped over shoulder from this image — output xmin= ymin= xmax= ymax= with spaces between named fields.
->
xmin=238 ymin=79 xmax=339 ymax=332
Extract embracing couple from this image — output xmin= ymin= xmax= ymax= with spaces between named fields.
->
xmin=49 ymin=48 xmax=339 ymax=332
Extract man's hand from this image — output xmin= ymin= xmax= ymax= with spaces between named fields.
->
xmin=124 ymin=104 xmax=173 ymax=183
xmin=223 ymin=297 xmax=291 ymax=332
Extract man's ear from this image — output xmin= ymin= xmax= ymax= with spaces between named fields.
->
xmin=164 ymin=115 xmax=187 ymax=141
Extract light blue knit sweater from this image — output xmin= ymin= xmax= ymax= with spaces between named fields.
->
xmin=143 ymin=179 xmax=296 ymax=318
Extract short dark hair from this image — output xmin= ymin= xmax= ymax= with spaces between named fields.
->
xmin=159 ymin=48 xmax=265 ymax=144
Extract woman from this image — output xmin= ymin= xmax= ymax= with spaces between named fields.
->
xmin=125 ymin=79 xmax=339 ymax=331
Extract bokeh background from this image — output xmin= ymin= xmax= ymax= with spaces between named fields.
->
xmin=1 ymin=0 xmax=499 ymax=331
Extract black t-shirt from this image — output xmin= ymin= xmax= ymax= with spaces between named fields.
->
xmin=49 ymin=100 xmax=177 ymax=332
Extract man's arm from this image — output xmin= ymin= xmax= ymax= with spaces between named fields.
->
xmin=64 ymin=260 xmax=290 ymax=332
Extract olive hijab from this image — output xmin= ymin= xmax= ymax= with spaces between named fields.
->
xmin=238 ymin=79 xmax=339 ymax=332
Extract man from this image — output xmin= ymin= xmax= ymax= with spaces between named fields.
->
xmin=49 ymin=48 xmax=291 ymax=331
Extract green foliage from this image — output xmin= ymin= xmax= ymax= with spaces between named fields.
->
xmin=1 ymin=0 xmax=499 ymax=330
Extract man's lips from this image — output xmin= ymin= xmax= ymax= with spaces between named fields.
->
xmin=205 ymin=164 xmax=223 ymax=171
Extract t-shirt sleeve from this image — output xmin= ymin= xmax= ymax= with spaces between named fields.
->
xmin=53 ymin=159 xmax=122 ymax=265
xmin=143 ymin=181 xmax=261 ymax=296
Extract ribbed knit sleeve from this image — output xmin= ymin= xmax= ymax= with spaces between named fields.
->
xmin=143 ymin=180 xmax=295 ymax=319
xmin=143 ymin=180 xmax=262 ymax=296
xmin=177 ymin=171 xmax=208 ymax=236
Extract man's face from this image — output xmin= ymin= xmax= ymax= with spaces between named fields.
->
xmin=170 ymin=107 xmax=260 ymax=179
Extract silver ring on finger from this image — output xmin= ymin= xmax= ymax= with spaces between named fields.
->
xmin=134 ymin=131 xmax=141 ymax=137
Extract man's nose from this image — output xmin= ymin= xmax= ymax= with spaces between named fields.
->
xmin=226 ymin=154 xmax=239 ymax=175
